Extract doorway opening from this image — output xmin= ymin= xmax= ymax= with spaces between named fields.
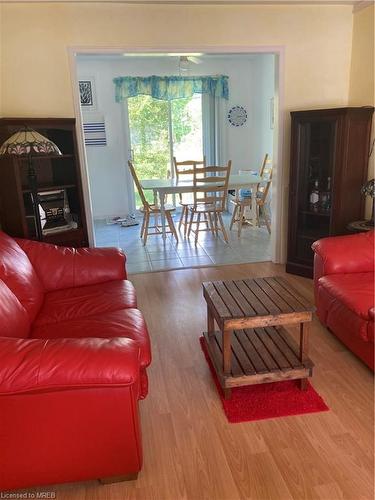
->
xmin=74 ymin=51 xmax=281 ymax=273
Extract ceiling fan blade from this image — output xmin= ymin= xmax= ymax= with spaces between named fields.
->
xmin=188 ymin=56 xmax=202 ymax=65
xmin=179 ymin=56 xmax=190 ymax=72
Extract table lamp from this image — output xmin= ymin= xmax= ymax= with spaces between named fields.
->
xmin=361 ymin=178 xmax=375 ymax=227
xmin=0 ymin=126 xmax=62 ymax=240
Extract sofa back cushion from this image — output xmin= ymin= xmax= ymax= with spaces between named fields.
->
xmin=312 ymin=230 xmax=375 ymax=276
xmin=0 ymin=279 xmax=30 ymax=338
xmin=0 ymin=231 xmax=44 ymax=323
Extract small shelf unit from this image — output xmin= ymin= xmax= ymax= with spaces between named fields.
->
xmin=0 ymin=118 xmax=89 ymax=248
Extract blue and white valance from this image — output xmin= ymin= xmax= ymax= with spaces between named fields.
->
xmin=113 ymin=75 xmax=229 ymax=102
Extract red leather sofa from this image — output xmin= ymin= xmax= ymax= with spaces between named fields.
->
xmin=0 ymin=231 xmax=151 ymax=491
xmin=312 ymin=231 xmax=374 ymax=370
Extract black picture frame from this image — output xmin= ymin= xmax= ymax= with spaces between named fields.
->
xmin=79 ymin=81 xmax=93 ymax=107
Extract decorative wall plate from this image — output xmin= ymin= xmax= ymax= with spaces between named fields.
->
xmin=228 ymin=106 xmax=247 ymax=127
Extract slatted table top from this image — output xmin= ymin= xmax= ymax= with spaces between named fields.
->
xmin=202 ymin=276 xmax=315 ymax=327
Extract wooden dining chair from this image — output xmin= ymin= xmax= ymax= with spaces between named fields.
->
xmin=173 ymin=157 xmax=206 ymax=236
xmin=128 ymin=161 xmax=178 ymax=245
xmin=229 ymin=162 xmax=272 ymax=236
xmin=259 ymin=153 xmax=271 ymax=178
xmin=187 ymin=161 xmax=232 ymax=244
xmin=255 ymin=165 xmax=272 ymax=234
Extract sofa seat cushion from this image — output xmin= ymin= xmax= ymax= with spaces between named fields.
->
xmin=34 ymin=280 xmax=137 ymax=327
xmin=318 ymin=273 xmax=374 ymax=320
xmin=318 ymin=273 xmax=374 ymax=342
xmin=31 ymin=308 xmax=151 ymax=368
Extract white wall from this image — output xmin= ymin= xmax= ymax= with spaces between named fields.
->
xmin=77 ymin=54 xmax=275 ymax=219
xmin=349 ymin=4 xmax=374 ymax=219
xmin=78 ymin=62 xmax=130 ymax=220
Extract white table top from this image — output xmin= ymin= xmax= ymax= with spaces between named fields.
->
xmin=141 ymin=173 xmax=262 ymax=194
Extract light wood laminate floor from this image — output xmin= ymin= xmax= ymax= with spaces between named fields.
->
xmin=29 ymin=263 xmax=374 ymax=500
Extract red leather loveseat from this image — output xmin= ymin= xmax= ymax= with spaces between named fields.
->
xmin=312 ymin=231 xmax=374 ymax=370
xmin=0 ymin=231 xmax=151 ymax=491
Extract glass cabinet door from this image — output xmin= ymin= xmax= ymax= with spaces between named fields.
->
xmin=295 ymin=119 xmax=336 ymax=262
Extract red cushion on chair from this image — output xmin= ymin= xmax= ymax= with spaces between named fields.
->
xmin=34 ymin=280 xmax=137 ymax=327
xmin=318 ymin=273 xmax=374 ymax=320
xmin=31 ymin=308 xmax=151 ymax=369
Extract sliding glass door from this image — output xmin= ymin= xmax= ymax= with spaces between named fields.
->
xmin=127 ymin=94 xmax=203 ymax=208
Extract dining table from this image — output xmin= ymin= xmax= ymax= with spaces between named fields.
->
xmin=140 ymin=173 xmax=263 ymax=240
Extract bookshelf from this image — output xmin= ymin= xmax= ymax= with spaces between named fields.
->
xmin=0 ymin=118 xmax=89 ymax=248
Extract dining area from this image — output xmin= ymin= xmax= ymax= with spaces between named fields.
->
xmin=129 ymin=154 xmax=272 ymax=245
xmin=94 ymin=155 xmax=273 ymax=273
xmin=78 ymin=52 xmax=277 ymax=273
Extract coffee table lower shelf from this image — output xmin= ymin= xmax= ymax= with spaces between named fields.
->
xmin=203 ymin=326 xmax=314 ymax=390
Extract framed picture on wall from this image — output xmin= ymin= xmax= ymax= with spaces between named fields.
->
xmin=79 ymin=78 xmax=97 ymax=110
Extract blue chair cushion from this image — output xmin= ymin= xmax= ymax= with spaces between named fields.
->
xmin=239 ymin=189 xmax=252 ymax=198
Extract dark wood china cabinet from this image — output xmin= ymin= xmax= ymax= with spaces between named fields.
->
xmin=287 ymin=107 xmax=374 ymax=278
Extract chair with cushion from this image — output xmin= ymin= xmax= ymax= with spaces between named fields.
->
xmin=312 ymin=231 xmax=374 ymax=370
xmin=0 ymin=230 xmax=151 ymax=491
xmin=128 ymin=160 xmax=178 ymax=244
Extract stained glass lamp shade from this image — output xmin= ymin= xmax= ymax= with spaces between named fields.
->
xmin=0 ymin=127 xmax=62 ymax=240
xmin=361 ymin=178 xmax=375 ymax=226
xmin=0 ymin=128 xmax=61 ymax=156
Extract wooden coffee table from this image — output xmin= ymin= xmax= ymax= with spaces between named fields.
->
xmin=202 ymin=276 xmax=315 ymax=399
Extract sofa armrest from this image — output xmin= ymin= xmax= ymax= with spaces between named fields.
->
xmin=15 ymin=239 xmax=127 ymax=291
xmin=312 ymin=231 xmax=375 ymax=278
xmin=369 ymin=308 xmax=375 ymax=321
xmin=0 ymin=337 xmax=140 ymax=396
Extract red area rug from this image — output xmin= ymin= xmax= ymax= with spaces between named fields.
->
xmin=199 ymin=336 xmax=329 ymax=423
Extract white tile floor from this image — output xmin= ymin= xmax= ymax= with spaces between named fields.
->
xmin=94 ymin=211 xmax=271 ymax=274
